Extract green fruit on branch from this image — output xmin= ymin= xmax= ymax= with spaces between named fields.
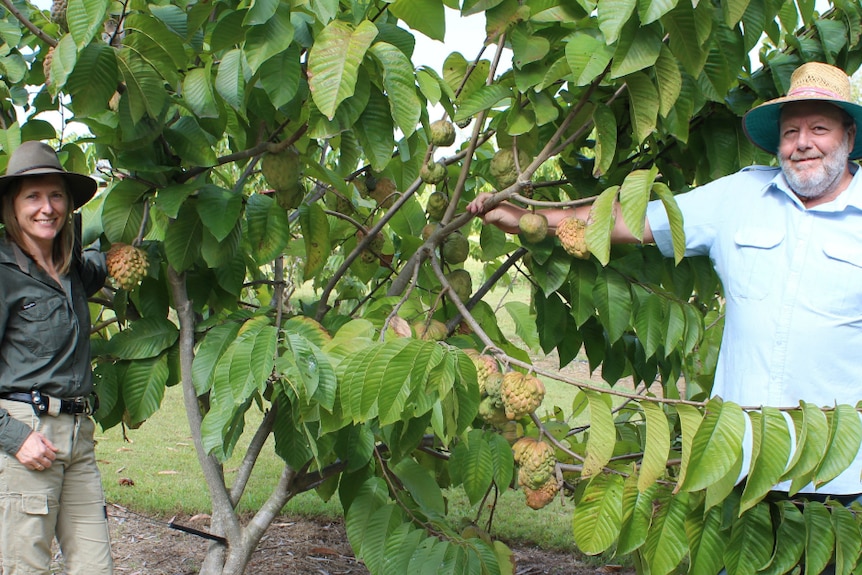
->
xmin=369 ymin=177 xmax=398 ymax=208
xmin=429 ymin=120 xmax=457 ymax=147
xmin=421 ymin=223 xmax=439 ymax=241
xmin=464 ymin=349 xmax=499 ymax=393
xmin=441 ymin=231 xmax=469 ymax=264
xmin=357 ymin=230 xmax=385 ymax=264
xmin=519 ymin=212 xmax=549 ymax=243
xmin=478 ymin=396 xmax=509 ymax=427
xmin=413 ymin=319 xmax=448 ymax=341
xmin=483 ymin=372 xmax=504 ymax=406
xmin=501 ymin=372 xmax=545 ymax=420
xmin=512 ymin=437 xmax=538 ymax=465
xmin=557 ymin=216 xmax=590 ymax=259
xmin=275 ymin=183 xmax=304 ymax=210
xmin=425 ymin=190 xmax=449 ymax=221
xmin=445 ymin=269 xmax=473 ymax=302
xmin=516 ymin=439 xmax=556 ymax=490
xmin=420 ymin=161 xmax=447 ymax=185
xmin=489 ymin=148 xmax=531 ymax=190
xmin=261 ymin=147 xmax=302 ymax=191
xmin=106 ymin=243 xmax=149 ymax=290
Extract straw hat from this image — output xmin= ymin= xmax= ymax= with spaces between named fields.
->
xmin=743 ymin=62 xmax=862 ymax=159
xmin=0 ymin=141 xmax=97 ymax=207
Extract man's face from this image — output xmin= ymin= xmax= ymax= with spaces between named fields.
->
xmin=777 ymin=101 xmax=855 ymax=200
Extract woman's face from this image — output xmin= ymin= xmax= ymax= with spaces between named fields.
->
xmin=13 ymin=174 xmax=69 ymax=250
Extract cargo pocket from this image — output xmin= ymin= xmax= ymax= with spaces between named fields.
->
xmin=726 ymin=228 xmax=784 ymax=300
xmin=18 ymin=295 xmax=68 ymax=357
xmin=22 ymin=493 xmax=49 ymax=516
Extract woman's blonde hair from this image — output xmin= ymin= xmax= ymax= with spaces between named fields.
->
xmin=0 ymin=175 xmax=76 ymax=275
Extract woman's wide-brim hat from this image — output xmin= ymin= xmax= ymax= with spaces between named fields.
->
xmin=0 ymin=141 xmax=97 ymax=207
xmin=743 ymin=61 xmax=862 ymax=159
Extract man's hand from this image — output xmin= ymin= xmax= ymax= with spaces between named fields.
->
xmin=16 ymin=431 xmax=58 ymax=471
xmin=466 ymin=193 xmax=526 ymax=234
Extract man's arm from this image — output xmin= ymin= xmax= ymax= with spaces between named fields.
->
xmin=466 ymin=193 xmax=654 ymax=244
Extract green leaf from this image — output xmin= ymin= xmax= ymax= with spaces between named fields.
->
xmin=117 ymin=48 xmax=167 ymax=122
xmin=308 ymin=19 xmax=378 ymax=119
xmin=724 ymin=502 xmax=773 ymax=574
xmin=597 ymin=0 xmax=636 ymax=44
xmin=617 ymin=476 xmax=656 ymax=555
xmin=369 ymin=42 xmax=422 ymax=137
xmin=454 ymin=85 xmax=512 ymax=123
xmin=679 ymin=398 xmax=745 ymax=492
xmin=165 ymin=202 xmax=203 ymax=272
xmin=64 ymin=43 xmax=118 ymax=117
xmin=569 ymin=260 xmax=597 ymax=327
xmin=626 ymin=72 xmax=659 ymax=145
xmin=450 ymin=430 xmax=497 ymax=505
xmin=245 ymin=193 xmax=290 ymax=265
xmin=592 ymin=268 xmax=632 ymax=344
xmin=101 ymin=179 xmax=147 ymax=245
xmin=830 ymin=501 xmax=861 ymax=575
xmin=639 ymin=402 xmax=670 ymax=491
xmin=619 ymin=167 xmax=656 ymax=241
xmin=759 ymin=501 xmax=805 ymax=575
xmin=592 ymin=103 xmax=617 ymax=177
xmin=572 ymin=473 xmax=624 ymax=554
xmin=345 ymin=477 xmax=389 ymax=551
xmin=582 ymin=390 xmax=616 ymax=478
xmin=722 ymin=0 xmax=750 ymax=28
xmin=355 ymin=87 xmax=395 ymax=172
xmin=785 ymin=402 xmax=829 ymax=494
xmin=67 ymin=0 xmax=109 ymax=48
xmin=740 ymin=406 xmax=791 ymax=513
xmin=298 ymin=202 xmax=331 ymax=279
xmin=804 ymin=501 xmax=834 ymax=575
xmin=191 ymin=319 xmax=244 ymax=395
xmin=610 ymin=22 xmax=662 ymax=78
xmin=391 ymin=458 xmax=446 ymax=517
xmin=196 ymin=185 xmax=243 ymax=242
xmin=259 ymin=45 xmax=302 ymax=109
xmin=360 ymin=503 xmax=402 ymax=573
xmin=565 ymin=32 xmax=615 ymax=86
xmin=121 ymin=355 xmax=168 ymax=426
xmin=814 ymin=404 xmax=862 ymax=488
xmin=637 ymin=0 xmax=678 ymax=24
xmin=108 ymin=317 xmax=179 ymax=360
xmin=651 ymin=183 xmax=685 ymax=264
xmin=46 ymin=35 xmax=77 ymax=98
xmin=585 ymin=184 xmax=618 ymax=265
xmin=181 ymin=67 xmax=219 ymax=118
xmin=674 ymin=403 xmax=703 ymax=490
xmin=164 ymin=116 xmax=218 ymax=167
xmin=686 ymin=503 xmax=725 ymax=575
xmin=244 ymin=6 xmax=295 ymax=74
xmin=663 ymin=3 xmax=707 ymax=77
xmin=388 ymin=0 xmax=445 ymax=41
xmin=654 ymin=45 xmax=681 ymax=118
xmin=215 ymin=48 xmax=246 ymax=110
xmin=643 ymin=490 xmax=689 ymax=575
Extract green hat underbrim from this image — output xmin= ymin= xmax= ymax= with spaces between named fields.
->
xmin=743 ymin=98 xmax=862 ymax=159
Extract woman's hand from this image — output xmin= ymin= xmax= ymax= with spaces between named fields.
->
xmin=466 ymin=193 xmax=525 ymax=234
xmin=16 ymin=431 xmax=58 ymax=471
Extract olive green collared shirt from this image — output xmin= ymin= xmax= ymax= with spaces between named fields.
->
xmin=0 ymin=237 xmax=106 ymax=455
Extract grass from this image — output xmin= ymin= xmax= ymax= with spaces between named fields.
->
xmin=95 ymin=258 xmax=595 ymax=553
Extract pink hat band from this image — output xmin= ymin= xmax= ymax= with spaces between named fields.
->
xmin=786 ymin=86 xmax=844 ymax=100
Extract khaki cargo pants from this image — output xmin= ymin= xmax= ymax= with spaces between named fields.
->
xmin=0 ymin=399 xmax=113 ymax=574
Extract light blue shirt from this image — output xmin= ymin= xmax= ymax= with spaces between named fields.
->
xmin=647 ymin=164 xmax=862 ymax=494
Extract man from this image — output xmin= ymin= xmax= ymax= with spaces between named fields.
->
xmin=468 ymin=61 xmax=862 ymax=498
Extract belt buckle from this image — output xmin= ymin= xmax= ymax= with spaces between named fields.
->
xmin=72 ymin=396 xmax=91 ymax=415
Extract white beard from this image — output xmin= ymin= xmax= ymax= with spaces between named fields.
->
xmin=779 ymin=133 xmax=852 ymax=199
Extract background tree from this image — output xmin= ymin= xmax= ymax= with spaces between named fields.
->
xmin=1 ymin=0 xmax=861 ymax=573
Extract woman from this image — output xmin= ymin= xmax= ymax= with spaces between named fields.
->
xmin=0 ymin=141 xmax=111 ymax=574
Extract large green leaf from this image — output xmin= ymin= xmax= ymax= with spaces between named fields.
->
xmin=345 ymin=477 xmax=390 ymax=552
xmin=453 ymin=84 xmax=512 ymax=123
xmin=389 ymin=0 xmax=445 ymax=41
xmin=592 ymin=268 xmax=632 ymax=344
xmin=651 ymin=183 xmax=685 ymax=264
xmin=449 ymin=429 xmax=496 ymax=505
xmin=813 ymin=404 xmax=862 ymax=488
xmin=65 ymin=43 xmax=118 ymax=117
xmin=642 ymin=490 xmax=689 ymax=575
xmin=724 ymin=502 xmax=773 ymax=574
xmin=565 ymin=32 xmax=615 ymax=87
xmin=663 ymin=2 xmax=707 ymax=77
xmin=101 ymin=179 xmax=148 ymax=244
xmin=783 ymin=405 xmax=831 ymax=491
xmin=637 ymin=0 xmax=678 ymax=25
xmin=191 ymin=319 xmax=244 ymax=395
xmin=581 ymin=390 xmax=616 ymax=478
xmin=308 ymin=19 xmax=378 ymax=120
xmin=121 ymin=355 xmax=168 ymax=426
xmin=678 ymin=398 xmax=745 ymax=492
xmin=164 ymin=116 xmax=218 ymax=167
xmin=124 ymin=13 xmax=186 ymax=85
xmin=67 ymin=0 xmax=109 ymax=48
xmin=391 ymin=458 xmax=446 ymax=517
xmin=214 ymin=48 xmax=246 ymax=110
xmin=165 ymin=202 xmax=204 ymax=272
xmin=654 ymin=45 xmax=681 ymax=118
xmin=610 ymin=22 xmax=662 ymax=78
xmin=196 ymin=185 xmax=243 ymax=242
xmin=759 ymin=501 xmax=805 ymax=575
xmin=804 ymin=502 xmax=835 ymax=575
xmin=617 ymin=476 xmax=656 ymax=555
xmin=117 ymin=48 xmax=168 ymax=123
xmin=592 ymin=103 xmax=617 ymax=177
xmin=355 ymin=87 xmax=395 ymax=172
xmin=246 ymin=193 xmax=291 ymax=265
xmin=619 ymin=167 xmax=656 ymax=241
xmin=626 ymin=72 xmax=659 ymax=145
xmin=107 ymin=317 xmax=179 ymax=360
xmin=597 ymin=0 xmax=636 ymax=44
xmin=686 ymin=502 xmax=725 ymax=575
xmin=585 ymin=185 xmax=618 ymax=266
xmin=740 ymin=406 xmax=791 ymax=513
xmin=244 ymin=5 xmax=295 ymax=73
xmin=360 ymin=504 xmax=402 ymax=573
xmin=572 ymin=472 xmax=624 ymax=554
xmin=639 ymin=401 xmax=670 ymax=491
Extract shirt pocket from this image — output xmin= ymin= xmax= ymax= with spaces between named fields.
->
xmin=16 ymin=295 xmax=69 ymax=358
xmin=815 ymin=242 xmax=862 ymax=313
xmin=726 ymin=228 xmax=785 ymax=300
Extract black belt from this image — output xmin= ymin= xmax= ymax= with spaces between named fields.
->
xmin=0 ymin=391 xmax=91 ymax=416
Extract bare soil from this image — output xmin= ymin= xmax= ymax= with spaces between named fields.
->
xmin=107 ymin=505 xmax=634 ymax=575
